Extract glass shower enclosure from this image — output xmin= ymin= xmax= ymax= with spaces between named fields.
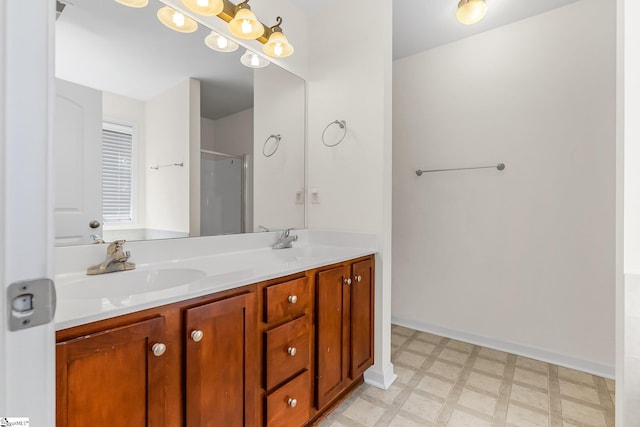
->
xmin=200 ymin=149 xmax=248 ymax=236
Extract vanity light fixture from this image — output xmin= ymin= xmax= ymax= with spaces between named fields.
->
xmin=205 ymin=31 xmax=239 ymax=52
xmin=182 ymin=0 xmax=224 ymax=16
xmin=456 ymin=0 xmax=488 ymax=25
xmin=263 ymin=17 xmax=294 ymax=58
xmin=114 ymin=0 xmax=149 ymax=8
xmin=240 ymin=49 xmax=270 ymax=68
xmin=228 ymin=0 xmax=265 ymax=40
xmin=157 ymin=6 xmax=199 ymax=33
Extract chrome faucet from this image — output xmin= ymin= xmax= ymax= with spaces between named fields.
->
xmin=272 ymin=228 xmax=298 ymax=250
xmin=87 ymin=240 xmax=136 ymax=275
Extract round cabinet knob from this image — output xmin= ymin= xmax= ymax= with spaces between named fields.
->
xmin=344 ymin=278 xmax=352 ymax=285
xmin=287 ymin=398 xmax=297 ymax=408
xmin=355 ymin=275 xmax=362 ymax=282
xmin=191 ymin=330 xmax=204 ymax=342
xmin=152 ymin=343 xmax=166 ymax=357
xmin=89 ymin=220 xmax=101 ymax=229
xmin=287 ymin=347 xmax=297 ymax=356
xmin=288 ymin=295 xmax=298 ymax=304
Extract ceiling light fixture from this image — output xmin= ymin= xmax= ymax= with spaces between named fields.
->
xmin=114 ymin=0 xmax=149 ymax=7
xmin=157 ymin=6 xmax=198 ymax=33
xmin=204 ymin=31 xmax=239 ymax=52
xmin=263 ymin=17 xmax=294 ymax=58
xmin=228 ymin=0 xmax=264 ymax=40
xmin=182 ymin=0 xmax=224 ymax=16
xmin=240 ymin=50 xmax=270 ymax=68
xmin=456 ymin=0 xmax=488 ymax=25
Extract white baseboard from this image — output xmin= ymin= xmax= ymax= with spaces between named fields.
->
xmin=392 ymin=315 xmax=614 ymax=379
xmin=364 ymin=362 xmax=398 ymax=390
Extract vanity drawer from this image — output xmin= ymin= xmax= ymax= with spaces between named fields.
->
xmin=265 ymin=370 xmax=310 ymax=427
xmin=264 ymin=277 xmax=310 ymax=324
xmin=264 ymin=315 xmax=310 ymax=390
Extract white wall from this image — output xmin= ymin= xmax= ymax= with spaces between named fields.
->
xmin=103 ymin=92 xmax=147 ymax=229
xmin=145 ymin=78 xmax=198 ymax=235
xmin=214 ymin=108 xmax=253 ymax=157
xmin=307 ymin=0 xmax=395 ymax=388
xmin=254 ymin=66 xmax=305 ymax=231
xmin=623 ymin=0 xmax=640 ymax=424
xmin=392 ymin=0 xmax=616 ymax=375
xmin=201 ymin=117 xmax=216 ymax=151
xmin=624 ymin=3 xmax=640 ymax=275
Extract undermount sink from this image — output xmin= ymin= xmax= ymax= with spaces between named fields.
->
xmin=58 ymin=268 xmax=207 ymax=299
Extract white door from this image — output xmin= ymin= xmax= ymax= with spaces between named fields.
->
xmin=54 ymin=78 xmax=103 ymax=246
xmin=1 ymin=0 xmax=56 ymax=425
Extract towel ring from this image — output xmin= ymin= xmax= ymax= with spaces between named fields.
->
xmin=322 ymin=120 xmax=347 ymax=147
xmin=263 ymin=134 xmax=281 ymax=157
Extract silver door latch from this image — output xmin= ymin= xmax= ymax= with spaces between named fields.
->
xmin=7 ymin=278 xmax=56 ymax=331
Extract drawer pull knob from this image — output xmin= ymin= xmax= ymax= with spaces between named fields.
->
xmin=287 ymin=347 xmax=297 ymax=356
xmin=191 ymin=330 xmax=204 ymax=342
xmin=287 ymin=398 xmax=297 ymax=408
xmin=288 ymin=295 xmax=298 ymax=304
xmin=151 ymin=343 xmax=166 ymax=357
xmin=355 ymin=275 xmax=362 ymax=282
xmin=344 ymin=278 xmax=352 ymax=285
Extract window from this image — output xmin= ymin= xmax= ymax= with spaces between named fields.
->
xmin=102 ymin=121 xmax=136 ymax=224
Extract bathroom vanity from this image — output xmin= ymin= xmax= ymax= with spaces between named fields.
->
xmin=54 ymin=231 xmax=375 ymax=426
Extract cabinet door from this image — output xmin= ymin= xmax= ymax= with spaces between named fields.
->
xmin=315 ymin=266 xmax=350 ymax=409
xmin=56 ymin=316 xmax=166 ymax=427
xmin=185 ymin=292 xmax=257 ymax=427
xmin=350 ymin=258 xmax=375 ymax=379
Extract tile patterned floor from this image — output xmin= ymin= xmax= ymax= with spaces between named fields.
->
xmin=319 ymin=325 xmax=615 ymax=427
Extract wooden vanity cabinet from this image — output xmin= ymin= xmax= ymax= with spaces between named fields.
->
xmin=315 ymin=256 xmax=374 ymax=411
xmin=56 ymin=255 xmax=374 ymax=427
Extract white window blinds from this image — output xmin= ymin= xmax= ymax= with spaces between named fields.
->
xmin=102 ymin=122 xmax=135 ymax=223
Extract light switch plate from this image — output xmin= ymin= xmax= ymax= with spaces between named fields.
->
xmin=7 ymin=278 xmax=56 ymax=331
xmin=310 ymin=187 xmax=320 ymax=204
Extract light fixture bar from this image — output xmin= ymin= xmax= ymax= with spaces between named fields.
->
xmin=216 ymin=0 xmax=273 ymax=44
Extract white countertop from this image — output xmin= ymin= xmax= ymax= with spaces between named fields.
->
xmin=54 ymin=230 xmax=377 ymax=330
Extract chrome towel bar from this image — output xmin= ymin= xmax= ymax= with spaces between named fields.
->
xmin=416 ymin=163 xmax=505 ymax=176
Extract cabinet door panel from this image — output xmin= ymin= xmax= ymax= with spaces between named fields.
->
xmin=185 ymin=292 xmax=256 ymax=427
xmin=315 ymin=266 xmax=349 ymax=409
xmin=56 ymin=316 xmax=166 ymax=427
xmin=350 ymin=258 xmax=374 ymax=378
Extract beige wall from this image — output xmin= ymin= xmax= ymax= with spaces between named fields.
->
xmin=392 ymin=0 xmax=616 ymax=375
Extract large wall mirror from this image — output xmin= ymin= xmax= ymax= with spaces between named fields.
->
xmin=54 ymin=0 xmax=305 ymax=246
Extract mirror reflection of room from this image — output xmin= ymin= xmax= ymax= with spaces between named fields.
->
xmin=53 ymin=0 xmax=304 ymax=246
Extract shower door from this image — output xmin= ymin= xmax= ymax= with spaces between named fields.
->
xmin=200 ymin=150 xmax=246 ymax=236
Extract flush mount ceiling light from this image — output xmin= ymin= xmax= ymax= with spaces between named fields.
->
xmin=157 ymin=6 xmax=198 ymax=33
xmin=456 ymin=0 xmax=488 ymax=25
xmin=114 ymin=0 xmax=149 ymax=7
xmin=228 ymin=0 xmax=265 ymax=40
xmin=182 ymin=0 xmax=224 ymax=16
xmin=205 ymin=31 xmax=239 ymax=52
xmin=263 ymin=17 xmax=294 ymax=58
xmin=240 ymin=49 xmax=270 ymax=68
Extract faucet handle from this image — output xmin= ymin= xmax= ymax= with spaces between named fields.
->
xmin=107 ymin=239 xmax=126 ymax=254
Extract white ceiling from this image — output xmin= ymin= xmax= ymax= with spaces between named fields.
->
xmin=56 ymin=0 xmax=583 ymax=119
xmin=392 ymin=0 xmax=581 ymax=59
